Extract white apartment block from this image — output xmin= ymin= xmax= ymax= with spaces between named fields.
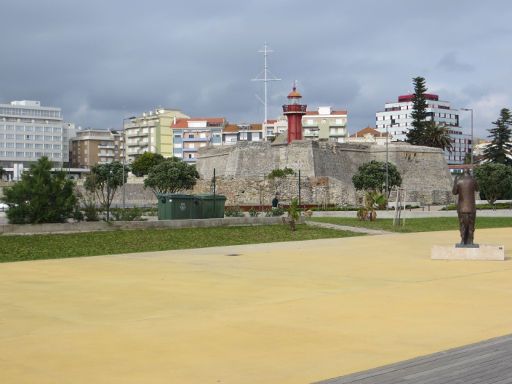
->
xmin=0 ymin=100 xmax=75 ymax=176
xmin=375 ymin=94 xmax=471 ymax=164
xmin=171 ymin=117 xmax=225 ymax=163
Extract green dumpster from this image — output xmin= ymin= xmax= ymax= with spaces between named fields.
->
xmin=196 ymin=194 xmax=227 ymax=218
xmin=157 ymin=194 xmax=226 ymax=220
xmin=157 ymin=194 xmax=197 ymax=220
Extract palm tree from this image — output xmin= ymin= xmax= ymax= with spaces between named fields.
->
xmin=422 ymin=121 xmax=453 ymax=151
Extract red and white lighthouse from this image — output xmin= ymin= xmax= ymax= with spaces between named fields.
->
xmin=282 ymin=85 xmax=307 ymax=143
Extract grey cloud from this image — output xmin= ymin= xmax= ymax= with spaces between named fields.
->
xmin=437 ymin=52 xmax=474 ymax=72
xmin=1 ymin=0 xmax=512 ymax=135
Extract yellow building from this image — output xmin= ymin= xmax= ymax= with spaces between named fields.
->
xmin=124 ymin=108 xmax=189 ymax=163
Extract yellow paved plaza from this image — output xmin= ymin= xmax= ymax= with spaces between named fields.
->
xmin=1 ymin=228 xmax=512 ymax=383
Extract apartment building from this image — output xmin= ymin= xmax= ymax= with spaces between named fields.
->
xmin=263 ymin=118 xmax=288 ymax=141
xmin=347 ymin=126 xmax=391 ymax=145
xmin=302 ymin=107 xmax=348 ymax=142
xmin=0 ymin=100 xmax=75 ymax=177
xmin=170 ymin=118 xmax=225 ymax=163
xmin=123 ymin=108 xmax=189 ymax=163
xmin=70 ymin=129 xmax=124 ymax=168
xmin=375 ymin=94 xmax=471 ymax=164
xmin=223 ymin=124 xmax=263 ymax=145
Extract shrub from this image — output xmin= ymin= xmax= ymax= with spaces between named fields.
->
xmin=3 ymin=157 xmax=78 ymax=224
xmin=248 ymin=207 xmax=259 ymax=217
xmin=224 ymin=206 xmax=244 ymax=217
xmin=111 ymin=207 xmax=145 ymax=221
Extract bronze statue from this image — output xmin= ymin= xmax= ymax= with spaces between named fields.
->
xmin=452 ymin=169 xmax=479 ymax=247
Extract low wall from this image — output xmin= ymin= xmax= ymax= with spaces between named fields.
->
xmin=0 ymin=216 xmax=299 ymax=236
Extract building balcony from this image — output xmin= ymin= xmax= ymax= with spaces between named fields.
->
xmin=183 ymin=147 xmax=198 ymax=152
xmin=126 ymin=132 xmax=149 ymax=138
xmin=183 ymin=137 xmax=209 ymax=142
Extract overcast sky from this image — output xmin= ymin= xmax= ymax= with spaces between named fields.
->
xmin=2 ymin=0 xmax=511 ymax=138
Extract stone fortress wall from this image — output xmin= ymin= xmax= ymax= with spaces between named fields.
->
xmin=195 ymin=140 xmax=454 ymax=206
xmin=1 ymin=141 xmax=454 ymax=209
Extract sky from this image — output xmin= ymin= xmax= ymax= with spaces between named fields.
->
xmin=1 ymin=0 xmax=512 ymax=139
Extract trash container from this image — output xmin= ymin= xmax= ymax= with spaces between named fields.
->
xmin=196 ymin=194 xmax=227 ymax=218
xmin=157 ymin=194 xmax=198 ymax=220
xmin=157 ymin=194 xmax=227 ymax=220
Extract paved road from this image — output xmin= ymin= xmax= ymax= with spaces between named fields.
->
xmin=316 ymin=334 xmax=512 ymax=384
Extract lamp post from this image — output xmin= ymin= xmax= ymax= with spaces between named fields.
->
xmin=385 ymin=123 xmax=389 ymax=205
xmin=460 ymin=108 xmax=474 ymax=172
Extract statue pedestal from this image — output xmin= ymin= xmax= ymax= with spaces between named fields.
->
xmin=431 ymin=244 xmax=505 ymax=261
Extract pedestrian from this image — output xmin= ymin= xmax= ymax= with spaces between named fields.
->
xmin=272 ymin=194 xmax=279 ymax=208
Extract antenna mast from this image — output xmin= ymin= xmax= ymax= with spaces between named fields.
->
xmin=251 ymin=42 xmax=281 ymax=124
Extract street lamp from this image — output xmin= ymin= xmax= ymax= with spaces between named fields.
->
xmin=385 ymin=123 xmax=389 ymax=203
xmin=460 ymin=108 xmax=474 ymax=171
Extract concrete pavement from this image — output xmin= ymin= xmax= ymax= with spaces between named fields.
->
xmin=1 ymin=228 xmax=512 ymax=383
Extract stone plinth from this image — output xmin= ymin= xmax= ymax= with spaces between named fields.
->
xmin=431 ymin=244 xmax=505 ymax=261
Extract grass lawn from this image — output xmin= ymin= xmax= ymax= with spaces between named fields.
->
xmin=310 ymin=216 xmax=512 ymax=233
xmin=0 ymin=224 xmax=364 ymax=263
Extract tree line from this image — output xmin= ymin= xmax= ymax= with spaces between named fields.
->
xmin=1 ymin=152 xmax=199 ymax=224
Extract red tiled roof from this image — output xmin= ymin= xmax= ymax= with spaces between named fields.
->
xmin=350 ymin=126 xmax=389 ymax=138
xmin=170 ymin=117 xmax=226 ymax=128
xmin=223 ymin=124 xmax=239 ymax=133
xmin=170 ymin=118 xmax=189 ymax=128
xmin=222 ymin=124 xmax=262 ymax=133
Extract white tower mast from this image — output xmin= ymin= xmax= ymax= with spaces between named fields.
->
xmin=252 ymin=42 xmax=281 ymax=124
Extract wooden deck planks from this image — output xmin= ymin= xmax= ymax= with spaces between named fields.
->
xmin=315 ymin=334 xmax=512 ymax=384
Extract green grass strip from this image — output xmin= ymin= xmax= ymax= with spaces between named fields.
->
xmin=0 ymin=224 xmax=364 ymax=263
xmin=310 ymin=217 xmax=512 ymax=233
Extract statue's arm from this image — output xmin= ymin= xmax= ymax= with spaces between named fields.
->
xmin=452 ymin=176 xmax=459 ymax=195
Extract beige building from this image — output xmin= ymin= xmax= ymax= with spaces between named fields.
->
xmin=124 ymin=108 xmax=190 ymax=163
xmin=70 ymin=129 xmax=124 ymax=168
xmin=303 ymin=107 xmax=348 ymax=142
xmin=347 ymin=126 xmax=391 ymax=145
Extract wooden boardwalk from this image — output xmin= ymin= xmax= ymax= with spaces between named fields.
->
xmin=316 ymin=334 xmax=512 ymax=384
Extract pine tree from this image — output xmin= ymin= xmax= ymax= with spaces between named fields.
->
xmin=406 ymin=76 xmax=429 ymax=145
xmin=483 ymin=108 xmax=512 ymax=165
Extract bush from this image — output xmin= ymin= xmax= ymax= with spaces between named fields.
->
xmin=3 ymin=157 xmax=78 ymax=224
xmin=82 ymin=200 xmax=100 ymax=222
xmin=224 ymin=206 xmax=244 ymax=217
xmin=248 ymin=207 xmax=259 ymax=217
xmin=271 ymin=207 xmax=285 ymax=216
xmin=111 ymin=207 xmax=145 ymax=221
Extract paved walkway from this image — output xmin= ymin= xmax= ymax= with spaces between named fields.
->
xmin=317 ymin=334 xmax=512 ymax=383
xmin=306 ymin=219 xmax=394 ymax=235
xmin=1 ymin=228 xmax=511 ymax=383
